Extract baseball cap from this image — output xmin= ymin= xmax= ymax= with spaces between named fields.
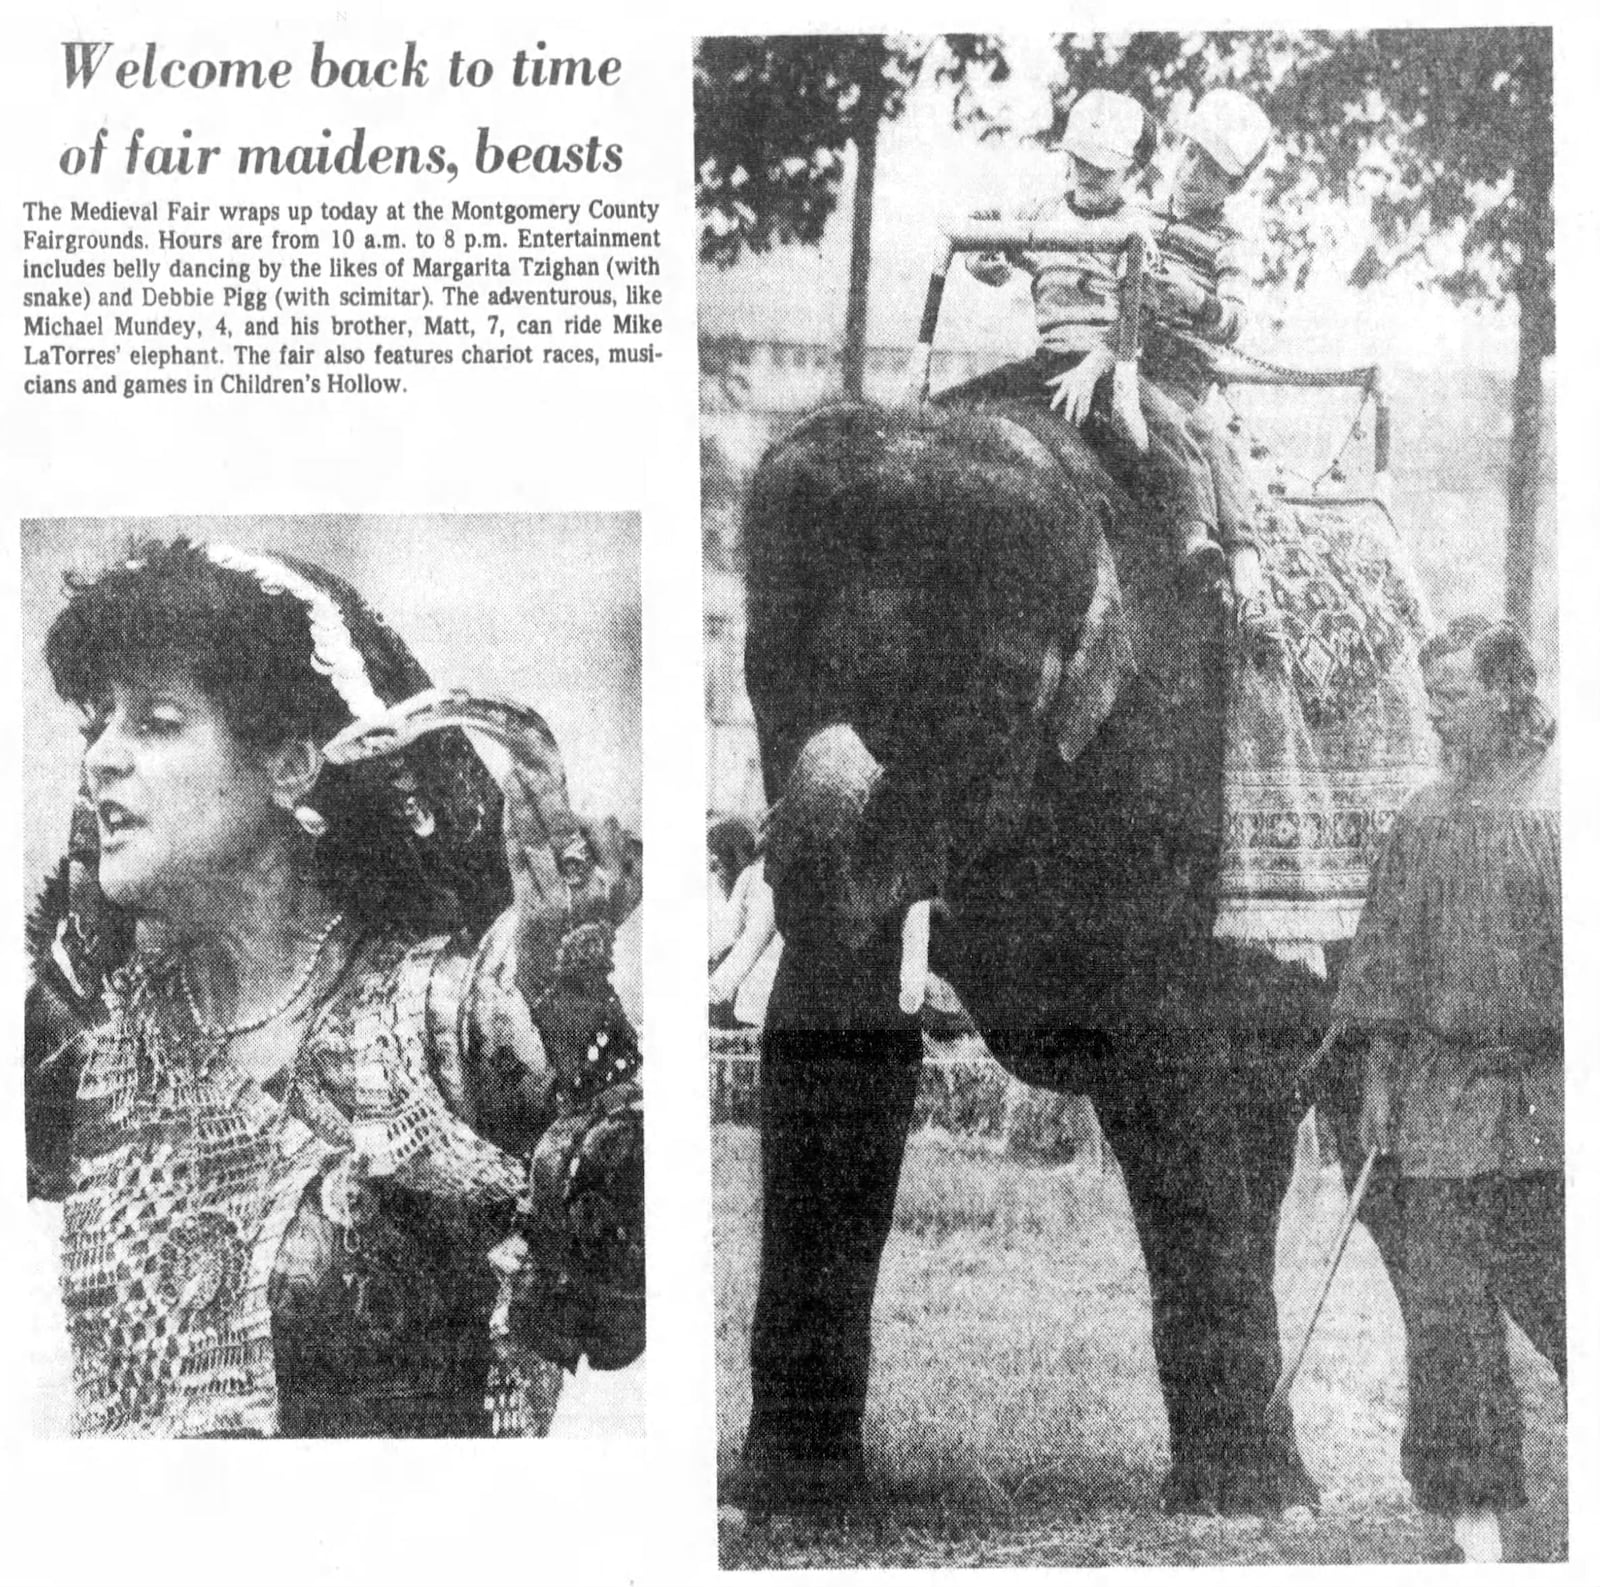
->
xmin=1063 ymin=89 xmax=1150 ymax=172
xmin=1183 ymin=89 xmax=1272 ymax=179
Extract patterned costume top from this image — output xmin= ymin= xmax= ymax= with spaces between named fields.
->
xmin=1332 ymin=743 xmax=1562 ymax=1177
xmin=57 ymin=917 xmax=637 ymax=1437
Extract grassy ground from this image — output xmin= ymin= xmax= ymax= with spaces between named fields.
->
xmin=715 ymin=1123 xmax=1566 ymax=1568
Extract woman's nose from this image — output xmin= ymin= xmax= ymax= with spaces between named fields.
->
xmin=82 ymin=716 xmax=133 ymax=781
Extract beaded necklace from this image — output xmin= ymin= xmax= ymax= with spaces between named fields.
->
xmin=179 ymin=910 xmax=345 ymax=1043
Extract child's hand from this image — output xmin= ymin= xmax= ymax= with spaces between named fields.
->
xmin=1048 ymin=346 xmax=1112 ymax=424
xmin=966 ymin=251 xmax=1014 ymax=287
xmin=1166 ymin=275 xmax=1209 ymax=318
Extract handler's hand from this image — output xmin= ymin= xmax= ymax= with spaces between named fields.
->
xmin=1357 ymin=1078 xmax=1392 ymax=1157
xmin=1048 ymin=345 xmax=1112 ymax=424
xmin=1358 ymin=1037 xmax=1399 ymax=1157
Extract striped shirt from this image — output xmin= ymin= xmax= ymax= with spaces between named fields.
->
xmin=1145 ymin=203 xmax=1249 ymax=396
xmin=966 ymin=191 xmax=1126 ymax=356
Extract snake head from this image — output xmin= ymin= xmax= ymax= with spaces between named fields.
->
xmin=321 ymin=687 xmax=471 ymax=766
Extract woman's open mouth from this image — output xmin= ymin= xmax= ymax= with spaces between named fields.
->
xmin=97 ymin=801 xmax=144 ymax=848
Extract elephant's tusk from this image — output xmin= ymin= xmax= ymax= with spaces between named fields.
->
xmin=899 ymin=900 xmax=932 ymax=1016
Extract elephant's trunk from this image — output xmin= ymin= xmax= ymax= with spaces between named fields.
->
xmin=765 ymin=725 xmax=945 ymax=995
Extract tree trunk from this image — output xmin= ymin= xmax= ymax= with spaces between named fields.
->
xmin=841 ymin=68 xmax=887 ymax=402
xmin=1505 ymin=293 xmax=1546 ymax=636
xmin=1505 ymin=53 xmax=1554 ymax=637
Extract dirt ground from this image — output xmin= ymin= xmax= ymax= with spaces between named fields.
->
xmin=714 ymin=1123 xmax=1567 ymax=1569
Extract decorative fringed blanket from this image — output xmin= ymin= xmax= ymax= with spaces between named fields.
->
xmin=1216 ymin=495 xmax=1437 ymax=961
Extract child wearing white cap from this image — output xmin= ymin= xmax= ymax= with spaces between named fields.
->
xmin=965 ymin=89 xmax=1154 ymax=373
xmin=1149 ymin=90 xmax=1278 ymax=639
xmin=1052 ymin=88 xmax=1275 ymax=631
xmin=950 ymin=89 xmax=1231 ymax=582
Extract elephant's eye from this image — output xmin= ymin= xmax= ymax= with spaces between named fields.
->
xmin=981 ymin=636 xmax=1049 ymax=710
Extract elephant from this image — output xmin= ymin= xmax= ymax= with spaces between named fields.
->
xmin=732 ymin=395 xmax=1367 ymax=1516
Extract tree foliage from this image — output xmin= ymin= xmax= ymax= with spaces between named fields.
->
xmin=1229 ymin=30 xmax=1550 ymax=336
xmin=694 ymin=36 xmax=918 ymax=266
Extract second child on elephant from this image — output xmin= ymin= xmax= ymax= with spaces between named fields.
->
xmin=1056 ymin=89 xmax=1280 ymax=644
xmin=949 ymin=90 xmax=1233 ymax=592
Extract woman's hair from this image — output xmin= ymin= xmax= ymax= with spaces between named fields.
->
xmin=1418 ymin=613 xmax=1556 ymax=755
xmin=46 ymin=537 xmax=510 ymax=936
xmin=706 ymin=815 xmax=756 ymax=885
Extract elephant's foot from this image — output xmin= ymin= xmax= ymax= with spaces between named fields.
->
xmin=1159 ymin=1442 xmax=1320 ymax=1518
xmin=725 ymin=1436 xmax=872 ymax=1515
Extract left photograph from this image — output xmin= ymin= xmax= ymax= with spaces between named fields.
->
xmin=21 ymin=514 xmax=644 ymax=1439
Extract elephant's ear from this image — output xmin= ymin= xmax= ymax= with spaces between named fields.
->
xmin=1048 ymin=534 xmax=1141 ymax=767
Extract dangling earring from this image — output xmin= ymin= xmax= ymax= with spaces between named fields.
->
xmin=403 ymin=795 xmax=435 ymax=839
xmin=294 ymin=804 xmax=328 ymax=839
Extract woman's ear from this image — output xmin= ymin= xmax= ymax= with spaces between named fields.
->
xmin=267 ymin=738 xmax=324 ymax=813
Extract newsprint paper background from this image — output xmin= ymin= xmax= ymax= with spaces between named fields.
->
xmin=2 ymin=3 xmax=1596 ymax=1586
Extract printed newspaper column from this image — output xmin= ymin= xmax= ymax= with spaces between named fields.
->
xmin=19 ymin=37 xmax=669 ymax=401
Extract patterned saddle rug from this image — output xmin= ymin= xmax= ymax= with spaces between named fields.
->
xmin=1215 ymin=493 xmax=1437 ymax=955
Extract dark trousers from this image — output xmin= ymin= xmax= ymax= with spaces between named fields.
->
xmin=1161 ymin=386 xmax=1258 ymax=555
xmin=1393 ymin=1174 xmax=1565 ymax=1514
xmin=938 ymin=351 xmax=1218 ymax=562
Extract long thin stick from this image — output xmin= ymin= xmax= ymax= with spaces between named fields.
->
xmin=1269 ymin=1145 xmax=1379 ymax=1416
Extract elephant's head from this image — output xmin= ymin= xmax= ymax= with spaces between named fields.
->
xmin=744 ymin=405 xmax=1106 ymax=1011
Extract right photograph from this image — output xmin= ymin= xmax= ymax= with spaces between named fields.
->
xmin=696 ymin=29 xmax=1562 ymax=1569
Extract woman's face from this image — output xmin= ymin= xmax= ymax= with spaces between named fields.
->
xmin=80 ymin=668 xmax=283 ymax=920
xmin=1422 ymin=648 xmax=1503 ymax=764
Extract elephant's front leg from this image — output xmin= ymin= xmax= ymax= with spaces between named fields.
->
xmin=740 ymin=930 xmax=923 ymax=1504
xmin=1094 ymin=1035 xmax=1318 ymax=1515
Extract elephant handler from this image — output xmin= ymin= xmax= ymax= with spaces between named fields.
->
xmin=1331 ymin=616 xmax=1563 ymax=1564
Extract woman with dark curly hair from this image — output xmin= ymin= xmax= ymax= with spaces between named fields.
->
xmin=1333 ymin=614 xmax=1561 ymax=1561
xmin=25 ymin=538 xmax=643 ymax=1438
